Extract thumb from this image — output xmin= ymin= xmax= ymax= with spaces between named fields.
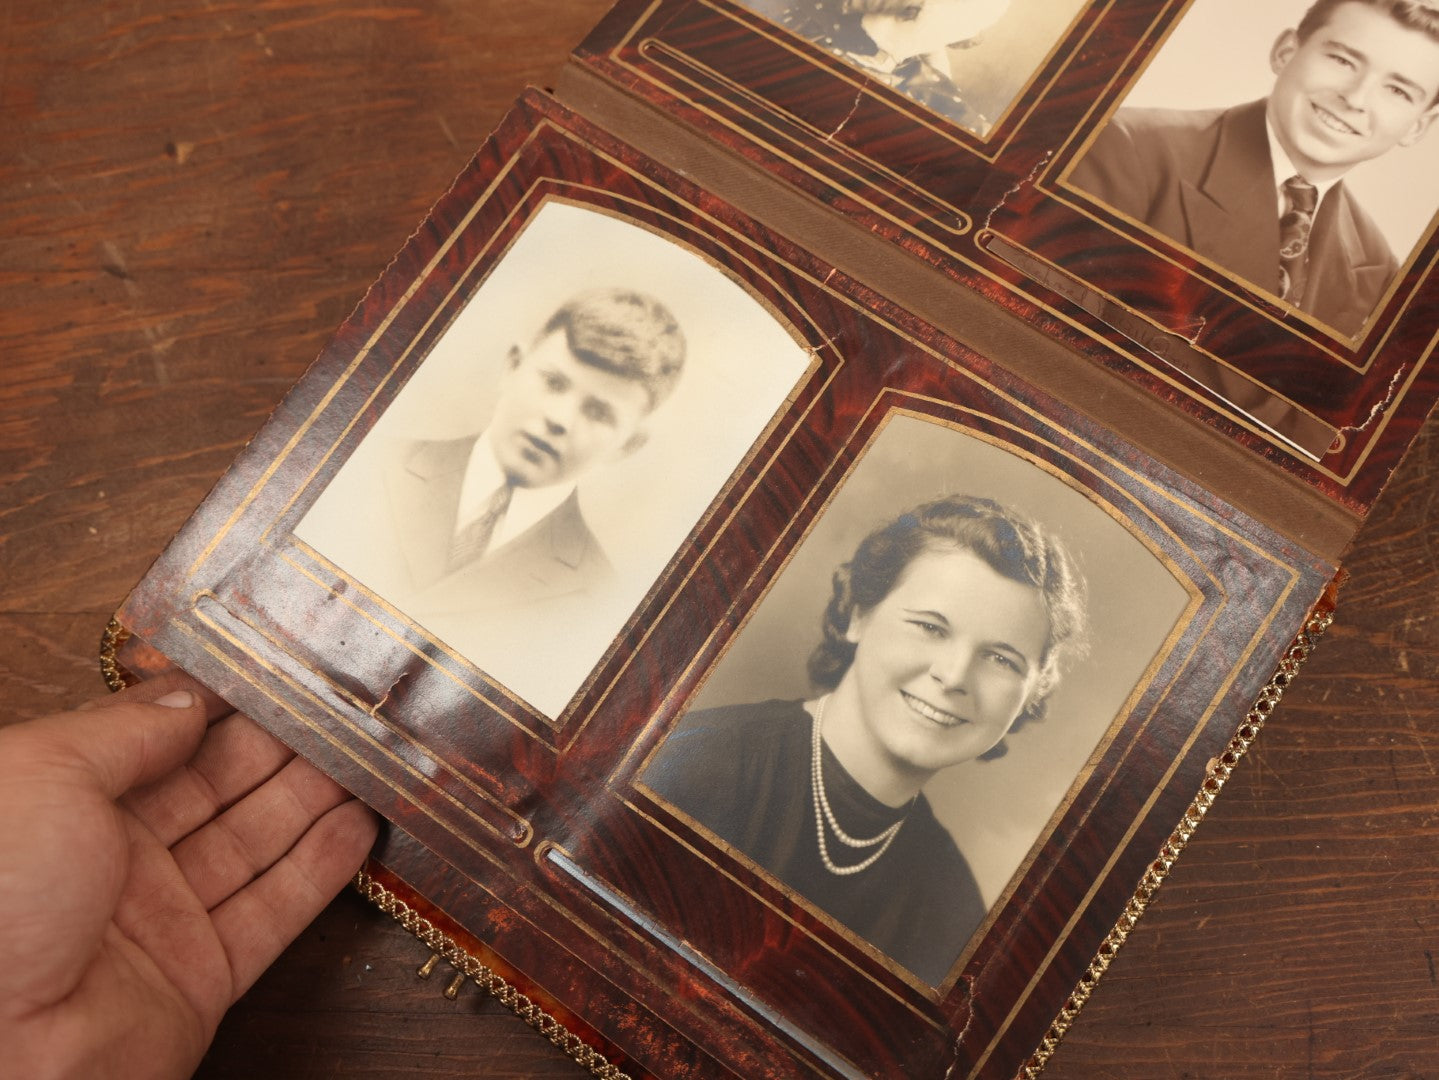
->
xmin=0 ymin=679 xmax=214 ymax=1019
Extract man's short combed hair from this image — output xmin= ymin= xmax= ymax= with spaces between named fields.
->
xmin=541 ymin=288 xmax=686 ymax=411
xmin=1297 ymin=0 xmax=1439 ymax=47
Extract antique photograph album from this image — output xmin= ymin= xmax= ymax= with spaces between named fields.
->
xmin=112 ymin=0 xmax=1439 ymax=1076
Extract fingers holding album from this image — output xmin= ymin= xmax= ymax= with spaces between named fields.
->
xmin=205 ymin=795 xmax=379 ymax=999
xmin=0 ymin=674 xmax=378 ymax=1080
xmin=72 ymin=666 xmax=232 ymax=720
xmin=166 ymin=754 xmax=371 ymax=912
xmin=121 ymin=708 xmax=300 ymax=848
xmin=14 ymin=670 xmax=223 ymax=799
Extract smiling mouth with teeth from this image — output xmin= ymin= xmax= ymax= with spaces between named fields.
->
xmin=1312 ymin=102 xmax=1363 ymax=136
xmin=902 ymin=691 xmax=966 ymax=728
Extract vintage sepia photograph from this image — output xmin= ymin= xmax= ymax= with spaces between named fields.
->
xmin=641 ymin=413 xmax=1190 ymax=986
xmin=740 ymin=0 xmax=1086 ymax=136
xmin=296 ymin=201 xmax=812 ymax=720
xmin=1067 ymin=0 xmax=1439 ymax=337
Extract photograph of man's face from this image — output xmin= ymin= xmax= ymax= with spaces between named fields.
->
xmin=1266 ymin=2 xmax=1439 ymax=182
xmin=1066 ymin=0 xmax=1439 ymax=339
xmin=490 ymin=318 xmax=666 ymax=489
xmin=295 ymin=202 xmax=812 ymax=720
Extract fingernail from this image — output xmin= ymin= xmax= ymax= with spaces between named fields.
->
xmin=154 ymin=690 xmax=195 ymax=709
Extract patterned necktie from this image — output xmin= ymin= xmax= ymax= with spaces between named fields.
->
xmin=447 ymin=481 xmax=514 ymax=573
xmin=1278 ymin=175 xmax=1319 ymax=304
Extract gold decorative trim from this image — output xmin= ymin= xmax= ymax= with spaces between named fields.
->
xmin=99 ymin=618 xmax=136 ymax=692
xmin=1017 ymin=602 xmax=1335 ymax=1079
xmin=353 ymin=869 xmax=634 ymax=1080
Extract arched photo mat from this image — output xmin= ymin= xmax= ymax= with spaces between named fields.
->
xmin=296 ymin=200 xmax=814 ymax=719
xmin=645 ymin=410 xmax=1190 ymax=981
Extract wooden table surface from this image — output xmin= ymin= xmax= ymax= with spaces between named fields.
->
xmin=4 ymin=2 xmax=1437 ymax=1077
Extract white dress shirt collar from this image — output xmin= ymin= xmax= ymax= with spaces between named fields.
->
xmin=455 ymin=431 xmax=574 ymax=553
xmin=1265 ymin=120 xmax=1342 ymax=211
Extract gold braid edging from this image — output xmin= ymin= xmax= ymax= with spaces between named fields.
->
xmin=353 ymin=870 xmax=634 ymax=1080
xmin=1016 ymin=604 xmax=1334 ymax=1079
xmin=99 ymin=618 xmax=136 ymax=692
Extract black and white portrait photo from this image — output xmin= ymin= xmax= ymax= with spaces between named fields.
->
xmin=742 ymin=0 xmax=1085 ymax=136
xmin=1068 ymin=0 xmax=1439 ymax=337
xmin=641 ymin=414 xmax=1190 ymax=986
xmin=296 ymin=202 xmax=812 ymax=720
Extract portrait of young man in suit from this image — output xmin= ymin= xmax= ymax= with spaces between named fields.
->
xmin=378 ymin=288 xmax=684 ymax=613
xmin=1068 ymin=0 xmax=1439 ymax=337
xmin=298 ymin=287 xmax=686 ymax=716
xmin=295 ymin=200 xmax=814 ymax=721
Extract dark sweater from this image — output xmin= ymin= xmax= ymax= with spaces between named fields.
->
xmin=646 ymin=698 xmax=984 ymax=984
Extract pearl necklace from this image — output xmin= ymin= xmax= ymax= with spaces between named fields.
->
xmin=809 ymin=696 xmax=912 ymax=876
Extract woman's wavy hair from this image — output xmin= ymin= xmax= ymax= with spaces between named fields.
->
xmin=806 ymin=494 xmax=1088 ymax=726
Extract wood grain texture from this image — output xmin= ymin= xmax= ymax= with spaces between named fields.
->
xmin=3 ymin=1 xmax=1437 ymax=1078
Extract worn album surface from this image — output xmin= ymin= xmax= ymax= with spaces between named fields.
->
xmin=115 ymin=1 xmax=1439 ymax=1076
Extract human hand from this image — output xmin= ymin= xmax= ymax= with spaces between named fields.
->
xmin=0 ymin=670 xmax=379 ymax=1080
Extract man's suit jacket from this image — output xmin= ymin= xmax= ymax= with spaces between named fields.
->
xmin=378 ymin=435 xmax=613 ymax=616
xmin=301 ymin=433 xmax=618 ymax=714
xmin=1068 ymin=99 xmax=1397 ymax=337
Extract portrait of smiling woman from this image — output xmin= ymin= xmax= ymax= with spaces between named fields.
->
xmin=644 ymin=493 xmax=1088 ymax=985
xmin=641 ymin=414 xmax=1190 ymax=986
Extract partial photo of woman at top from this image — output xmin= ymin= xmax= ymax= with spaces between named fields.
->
xmin=644 ymin=494 xmax=1088 ymax=985
xmin=747 ymin=0 xmax=1013 ymax=132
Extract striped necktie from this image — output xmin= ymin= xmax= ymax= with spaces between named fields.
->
xmin=447 ymin=481 xmax=514 ymax=573
xmin=1278 ymin=175 xmax=1319 ymax=304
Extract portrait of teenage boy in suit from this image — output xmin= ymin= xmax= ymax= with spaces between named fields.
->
xmin=295 ymin=201 xmax=813 ymax=722
xmin=373 ymin=288 xmax=684 ymax=612
xmin=1069 ymin=0 xmax=1439 ymax=336
xmin=298 ymin=286 xmax=686 ymax=715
